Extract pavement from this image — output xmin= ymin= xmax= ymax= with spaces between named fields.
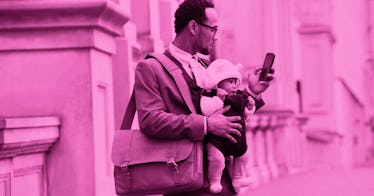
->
xmin=239 ymin=165 xmax=374 ymax=196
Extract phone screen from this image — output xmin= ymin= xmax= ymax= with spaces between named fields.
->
xmin=259 ymin=53 xmax=275 ymax=81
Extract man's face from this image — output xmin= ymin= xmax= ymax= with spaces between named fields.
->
xmin=196 ymin=8 xmax=218 ymax=55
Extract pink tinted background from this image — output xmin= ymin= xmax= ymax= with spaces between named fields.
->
xmin=0 ymin=0 xmax=374 ymax=196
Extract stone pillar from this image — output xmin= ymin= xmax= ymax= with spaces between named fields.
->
xmin=254 ymin=115 xmax=271 ymax=184
xmin=130 ymin=0 xmax=166 ymax=58
xmin=284 ymin=115 xmax=306 ymax=174
xmin=112 ymin=2 xmax=141 ymax=129
xmin=296 ymin=115 xmax=309 ymax=170
xmin=158 ymin=0 xmax=178 ymax=46
xmin=272 ymin=110 xmax=294 ymax=176
xmin=0 ymin=116 xmax=59 ymax=196
xmin=0 ymin=1 xmax=129 ymax=195
xmin=277 ymin=113 xmax=309 ymax=174
xmin=245 ymin=115 xmax=260 ymax=188
xmin=266 ymin=115 xmax=279 ymax=179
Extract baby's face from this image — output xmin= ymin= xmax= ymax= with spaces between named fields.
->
xmin=218 ymin=78 xmax=238 ymax=94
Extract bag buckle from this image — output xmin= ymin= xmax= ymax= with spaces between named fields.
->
xmin=119 ymin=161 xmax=129 ymax=168
xmin=118 ymin=161 xmax=131 ymax=189
xmin=167 ymin=158 xmax=178 ymax=167
xmin=167 ymin=158 xmax=179 ymax=173
xmin=167 ymin=157 xmax=181 ymax=184
xmin=119 ymin=161 xmax=131 ymax=176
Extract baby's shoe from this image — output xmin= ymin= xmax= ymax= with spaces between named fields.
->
xmin=232 ymin=177 xmax=253 ymax=193
xmin=209 ymin=182 xmax=223 ymax=193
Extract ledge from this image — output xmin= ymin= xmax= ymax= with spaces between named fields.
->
xmin=0 ymin=0 xmax=130 ymax=53
xmin=0 ymin=0 xmax=129 ymax=35
xmin=306 ymin=130 xmax=343 ymax=144
xmin=297 ymin=25 xmax=336 ymax=43
xmin=0 ymin=116 xmax=60 ymax=159
xmin=256 ymin=107 xmax=294 ymax=116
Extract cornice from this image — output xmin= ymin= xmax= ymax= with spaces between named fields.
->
xmin=0 ymin=116 xmax=60 ymax=159
xmin=0 ymin=0 xmax=130 ymax=36
xmin=297 ymin=25 xmax=336 ymax=44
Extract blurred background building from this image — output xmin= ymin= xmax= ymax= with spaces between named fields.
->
xmin=0 ymin=0 xmax=374 ymax=195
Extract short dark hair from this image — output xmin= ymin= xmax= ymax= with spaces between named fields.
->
xmin=174 ymin=0 xmax=215 ymax=35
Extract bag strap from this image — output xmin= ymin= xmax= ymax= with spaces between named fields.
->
xmin=120 ymin=90 xmax=136 ymax=130
xmin=120 ymin=51 xmax=198 ymax=130
xmin=148 ymin=52 xmax=197 ymax=114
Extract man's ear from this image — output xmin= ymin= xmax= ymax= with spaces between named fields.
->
xmin=188 ymin=20 xmax=198 ymax=36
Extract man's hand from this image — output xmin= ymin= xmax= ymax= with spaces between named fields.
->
xmin=206 ymin=106 xmax=241 ymax=143
xmin=247 ymin=68 xmax=274 ymax=95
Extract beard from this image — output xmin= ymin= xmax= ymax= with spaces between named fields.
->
xmin=200 ymin=47 xmax=210 ymax=55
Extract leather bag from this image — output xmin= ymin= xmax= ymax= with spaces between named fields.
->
xmin=111 ymin=53 xmax=204 ymax=196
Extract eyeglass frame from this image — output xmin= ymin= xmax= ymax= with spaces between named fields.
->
xmin=196 ymin=22 xmax=218 ymax=38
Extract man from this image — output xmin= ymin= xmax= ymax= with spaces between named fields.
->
xmin=134 ymin=0 xmax=272 ymax=195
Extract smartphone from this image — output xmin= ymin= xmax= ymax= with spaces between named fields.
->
xmin=259 ymin=53 xmax=275 ymax=81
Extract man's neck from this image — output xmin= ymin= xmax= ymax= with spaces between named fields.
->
xmin=172 ymin=36 xmax=196 ymax=55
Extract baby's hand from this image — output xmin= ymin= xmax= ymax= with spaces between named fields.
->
xmin=216 ymin=88 xmax=227 ymax=100
xmin=246 ymin=96 xmax=256 ymax=115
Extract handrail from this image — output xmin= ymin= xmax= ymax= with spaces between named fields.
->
xmin=336 ymin=77 xmax=365 ymax=109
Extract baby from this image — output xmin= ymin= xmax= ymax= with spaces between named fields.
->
xmin=200 ymin=59 xmax=255 ymax=193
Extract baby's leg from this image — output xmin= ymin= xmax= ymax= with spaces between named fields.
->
xmin=207 ymin=143 xmax=225 ymax=193
xmin=231 ymin=155 xmax=252 ymax=193
xmin=231 ymin=155 xmax=248 ymax=179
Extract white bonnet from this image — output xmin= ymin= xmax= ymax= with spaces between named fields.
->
xmin=205 ymin=59 xmax=242 ymax=90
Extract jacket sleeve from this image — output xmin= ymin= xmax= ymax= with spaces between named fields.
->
xmin=254 ymin=98 xmax=265 ymax=111
xmin=134 ymin=59 xmax=205 ymax=142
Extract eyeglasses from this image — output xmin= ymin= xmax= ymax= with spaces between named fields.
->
xmin=197 ymin=22 xmax=217 ymax=37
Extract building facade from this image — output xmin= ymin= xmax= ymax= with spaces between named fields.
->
xmin=0 ymin=0 xmax=373 ymax=195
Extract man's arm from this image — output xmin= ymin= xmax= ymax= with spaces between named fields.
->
xmin=246 ymin=67 xmax=274 ymax=110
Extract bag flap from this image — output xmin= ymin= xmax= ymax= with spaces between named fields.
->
xmin=111 ymin=130 xmax=194 ymax=166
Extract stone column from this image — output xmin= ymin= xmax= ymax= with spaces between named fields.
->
xmin=0 ymin=1 xmax=129 ymax=195
xmin=272 ymin=110 xmax=294 ymax=176
xmin=280 ymin=113 xmax=308 ymax=174
xmin=266 ymin=115 xmax=279 ymax=179
xmin=112 ymin=0 xmax=140 ymax=130
xmin=245 ymin=115 xmax=260 ymax=188
xmin=254 ymin=115 xmax=271 ymax=184
xmin=130 ymin=0 xmax=166 ymax=58
xmin=296 ymin=115 xmax=309 ymax=171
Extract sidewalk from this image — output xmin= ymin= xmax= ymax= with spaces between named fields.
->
xmin=240 ymin=166 xmax=374 ymax=196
